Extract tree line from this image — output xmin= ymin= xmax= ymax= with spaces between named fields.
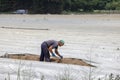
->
xmin=0 ymin=0 xmax=120 ymax=14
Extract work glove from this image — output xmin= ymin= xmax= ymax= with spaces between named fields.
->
xmin=60 ymin=55 xmax=63 ymax=59
xmin=52 ymin=53 xmax=56 ymax=57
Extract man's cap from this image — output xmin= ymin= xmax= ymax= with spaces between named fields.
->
xmin=59 ymin=40 xmax=65 ymax=44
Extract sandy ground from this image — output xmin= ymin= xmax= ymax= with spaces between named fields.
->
xmin=0 ymin=14 xmax=120 ymax=80
xmin=0 ymin=14 xmax=120 ymax=54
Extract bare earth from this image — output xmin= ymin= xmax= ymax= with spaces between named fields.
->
xmin=0 ymin=53 xmax=94 ymax=67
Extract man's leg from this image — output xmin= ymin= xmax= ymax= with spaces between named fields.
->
xmin=40 ymin=42 xmax=50 ymax=62
xmin=40 ymin=48 xmax=44 ymax=61
xmin=44 ymin=49 xmax=50 ymax=62
xmin=40 ymin=43 xmax=45 ymax=61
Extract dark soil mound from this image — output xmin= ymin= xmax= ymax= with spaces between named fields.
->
xmin=0 ymin=53 xmax=95 ymax=67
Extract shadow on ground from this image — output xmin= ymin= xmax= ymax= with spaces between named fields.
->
xmin=0 ymin=53 xmax=95 ymax=67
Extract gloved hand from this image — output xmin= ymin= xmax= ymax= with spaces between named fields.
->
xmin=52 ymin=53 xmax=56 ymax=57
xmin=60 ymin=55 xmax=63 ymax=59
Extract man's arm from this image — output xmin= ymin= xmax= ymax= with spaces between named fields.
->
xmin=48 ymin=46 xmax=54 ymax=54
xmin=55 ymin=49 xmax=63 ymax=59
xmin=55 ymin=48 xmax=61 ymax=57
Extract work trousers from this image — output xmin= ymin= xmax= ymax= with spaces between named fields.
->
xmin=40 ymin=42 xmax=50 ymax=62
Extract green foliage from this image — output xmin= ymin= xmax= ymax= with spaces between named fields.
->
xmin=0 ymin=0 xmax=12 ymax=12
xmin=105 ymin=1 xmax=120 ymax=10
xmin=0 ymin=0 xmax=120 ymax=14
